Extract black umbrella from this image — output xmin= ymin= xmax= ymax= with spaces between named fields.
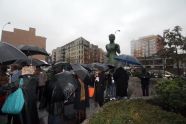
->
xmin=34 ymin=59 xmax=48 ymax=66
xmin=0 ymin=42 xmax=27 ymax=64
xmin=106 ymin=64 xmax=115 ymax=69
xmin=71 ymin=64 xmax=91 ymax=85
xmin=81 ymin=64 xmax=93 ymax=72
xmin=17 ymin=45 xmax=49 ymax=56
xmin=47 ymin=71 xmax=79 ymax=101
xmin=91 ymin=63 xmax=109 ymax=71
xmin=47 ymin=62 xmax=73 ymax=74
xmin=14 ymin=58 xmax=50 ymax=66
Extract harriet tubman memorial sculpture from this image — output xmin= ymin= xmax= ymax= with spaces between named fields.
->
xmin=106 ymin=34 xmax=120 ymax=65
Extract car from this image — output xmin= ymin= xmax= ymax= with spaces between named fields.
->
xmin=149 ymin=70 xmax=162 ymax=78
xmin=164 ymin=71 xmax=175 ymax=79
xmin=149 ymin=70 xmax=175 ymax=79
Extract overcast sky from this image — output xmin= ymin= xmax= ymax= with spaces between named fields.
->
xmin=1 ymin=0 xmax=186 ymax=55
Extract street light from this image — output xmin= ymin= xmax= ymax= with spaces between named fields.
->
xmin=115 ymin=30 xmax=120 ymax=34
xmin=1 ymin=22 xmax=11 ymax=41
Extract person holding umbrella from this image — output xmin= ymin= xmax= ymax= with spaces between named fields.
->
xmin=74 ymin=77 xmax=89 ymax=123
xmin=70 ymin=64 xmax=90 ymax=123
xmin=40 ymin=68 xmax=79 ymax=124
xmin=34 ymin=66 xmax=47 ymax=103
xmin=95 ymin=71 xmax=106 ymax=107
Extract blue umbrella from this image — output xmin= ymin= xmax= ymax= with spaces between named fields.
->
xmin=114 ymin=54 xmax=142 ymax=65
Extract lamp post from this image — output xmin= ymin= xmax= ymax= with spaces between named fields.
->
xmin=1 ymin=22 xmax=11 ymax=41
xmin=115 ymin=30 xmax=120 ymax=34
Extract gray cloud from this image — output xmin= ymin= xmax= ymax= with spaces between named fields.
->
xmin=0 ymin=0 xmax=186 ymax=55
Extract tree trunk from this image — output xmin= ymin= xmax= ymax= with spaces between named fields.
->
xmin=175 ymin=49 xmax=180 ymax=75
xmin=176 ymin=59 xmax=180 ymax=75
xmin=163 ymin=58 xmax=166 ymax=76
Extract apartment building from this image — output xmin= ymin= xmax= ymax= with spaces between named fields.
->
xmin=131 ymin=35 xmax=164 ymax=58
xmin=52 ymin=37 xmax=105 ymax=64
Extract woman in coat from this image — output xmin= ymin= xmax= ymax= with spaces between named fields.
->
xmin=113 ymin=67 xmax=129 ymax=99
xmin=95 ymin=71 xmax=106 ymax=107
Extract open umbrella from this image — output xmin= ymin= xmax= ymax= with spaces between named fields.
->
xmin=17 ymin=45 xmax=49 ymax=56
xmin=14 ymin=58 xmax=50 ymax=66
xmin=106 ymin=64 xmax=115 ymax=69
xmin=0 ymin=42 xmax=27 ymax=64
xmin=114 ymin=54 xmax=142 ymax=65
xmin=71 ymin=64 xmax=91 ymax=85
xmin=47 ymin=62 xmax=72 ymax=74
xmin=91 ymin=63 xmax=109 ymax=71
xmin=47 ymin=71 xmax=79 ymax=101
xmin=81 ymin=64 xmax=93 ymax=72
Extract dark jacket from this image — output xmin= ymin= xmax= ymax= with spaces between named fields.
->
xmin=21 ymin=75 xmax=40 ymax=124
xmin=139 ymin=72 xmax=150 ymax=84
xmin=95 ymin=72 xmax=106 ymax=103
xmin=113 ymin=67 xmax=129 ymax=97
xmin=113 ymin=67 xmax=129 ymax=85
xmin=3 ymin=75 xmax=40 ymax=124
xmin=74 ymin=79 xmax=89 ymax=110
xmin=44 ymin=79 xmax=64 ymax=115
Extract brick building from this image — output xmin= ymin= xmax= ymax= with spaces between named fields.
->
xmin=131 ymin=35 xmax=164 ymax=58
xmin=1 ymin=27 xmax=47 ymax=60
xmin=52 ymin=37 xmax=106 ymax=64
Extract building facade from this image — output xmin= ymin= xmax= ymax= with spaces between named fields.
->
xmin=131 ymin=35 xmax=164 ymax=58
xmin=1 ymin=27 xmax=47 ymax=60
xmin=52 ymin=37 xmax=105 ymax=64
xmin=98 ymin=48 xmax=106 ymax=63
xmin=89 ymin=44 xmax=99 ymax=63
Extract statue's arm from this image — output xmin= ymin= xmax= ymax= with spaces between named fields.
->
xmin=116 ymin=44 xmax=120 ymax=54
xmin=106 ymin=45 xmax=109 ymax=51
xmin=106 ymin=45 xmax=110 ymax=57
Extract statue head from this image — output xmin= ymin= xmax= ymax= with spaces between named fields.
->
xmin=109 ymin=34 xmax=115 ymax=43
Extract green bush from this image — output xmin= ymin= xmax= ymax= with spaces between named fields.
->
xmin=155 ymin=78 xmax=186 ymax=116
xmin=89 ymin=99 xmax=186 ymax=124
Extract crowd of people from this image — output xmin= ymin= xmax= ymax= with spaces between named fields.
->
xmin=0 ymin=62 xmax=151 ymax=124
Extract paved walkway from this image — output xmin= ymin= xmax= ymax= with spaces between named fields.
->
xmin=128 ymin=77 xmax=157 ymax=97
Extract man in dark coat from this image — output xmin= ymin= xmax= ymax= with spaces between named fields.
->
xmin=95 ymin=71 xmax=106 ymax=107
xmin=113 ymin=67 xmax=129 ymax=99
xmin=139 ymin=68 xmax=151 ymax=96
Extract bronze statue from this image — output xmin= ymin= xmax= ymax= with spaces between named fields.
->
xmin=106 ymin=34 xmax=120 ymax=64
